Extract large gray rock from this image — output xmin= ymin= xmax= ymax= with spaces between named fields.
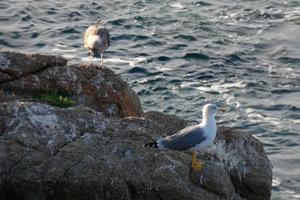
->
xmin=0 ymin=50 xmax=143 ymax=117
xmin=214 ymin=127 xmax=273 ymax=200
xmin=0 ymin=100 xmax=272 ymax=200
xmin=0 ymin=49 xmax=272 ymax=200
xmin=0 ymin=50 xmax=67 ymax=83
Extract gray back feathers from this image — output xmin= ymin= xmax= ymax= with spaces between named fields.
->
xmin=160 ymin=125 xmax=206 ymax=151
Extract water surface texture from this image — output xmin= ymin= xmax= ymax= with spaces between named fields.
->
xmin=1 ymin=0 xmax=300 ymax=199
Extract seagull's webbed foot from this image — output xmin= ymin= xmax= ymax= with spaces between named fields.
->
xmin=97 ymin=63 xmax=104 ymax=69
xmin=191 ymin=151 xmax=204 ymax=171
xmin=192 ymin=159 xmax=204 ymax=171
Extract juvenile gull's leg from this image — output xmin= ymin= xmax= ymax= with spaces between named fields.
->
xmin=89 ymin=51 xmax=94 ymax=66
xmin=98 ymin=52 xmax=104 ymax=68
xmin=192 ymin=151 xmax=204 ymax=171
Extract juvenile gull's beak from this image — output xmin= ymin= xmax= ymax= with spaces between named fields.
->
xmin=219 ymin=107 xmax=226 ymax=112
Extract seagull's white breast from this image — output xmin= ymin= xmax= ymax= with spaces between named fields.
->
xmin=86 ymin=35 xmax=100 ymax=50
xmin=192 ymin=120 xmax=217 ymax=151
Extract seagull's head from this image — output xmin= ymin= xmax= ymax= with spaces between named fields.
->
xmin=202 ymin=104 xmax=226 ymax=119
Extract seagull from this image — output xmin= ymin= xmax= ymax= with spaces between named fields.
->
xmin=144 ymin=104 xmax=225 ymax=171
xmin=84 ymin=20 xmax=110 ymax=67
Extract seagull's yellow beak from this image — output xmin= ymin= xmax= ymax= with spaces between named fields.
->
xmin=219 ymin=107 xmax=226 ymax=112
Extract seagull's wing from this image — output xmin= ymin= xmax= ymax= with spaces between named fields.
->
xmin=98 ymin=28 xmax=110 ymax=50
xmin=159 ymin=125 xmax=206 ymax=151
xmin=106 ymin=29 xmax=110 ymax=47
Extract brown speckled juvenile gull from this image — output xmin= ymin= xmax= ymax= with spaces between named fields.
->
xmin=84 ymin=20 xmax=110 ymax=67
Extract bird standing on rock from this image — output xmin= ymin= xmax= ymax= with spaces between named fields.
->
xmin=144 ymin=104 xmax=226 ymax=171
xmin=84 ymin=20 xmax=110 ymax=67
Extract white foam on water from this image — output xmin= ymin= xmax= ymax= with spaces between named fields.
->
xmin=51 ymin=45 xmax=78 ymax=59
xmin=62 ymin=54 xmax=76 ymax=58
xmin=139 ymin=7 xmax=148 ymax=12
xmin=51 ymin=48 xmax=77 ymax=53
xmin=245 ymin=108 xmax=282 ymax=126
xmin=195 ymin=81 xmax=248 ymax=93
xmin=293 ymin=194 xmax=300 ymax=199
xmin=169 ymin=2 xmax=188 ymax=12
xmin=81 ymin=56 xmax=147 ymax=67
xmin=195 ymin=86 xmax=214 ymax=92
xmin=282 ymin=190 xmax=295 ymax=194
xmin=170 ymin=2 xmax=185 ymax=9
xmin=291 ymin=119 xmax=300 ymax=125
xmin=272 ymin=178 xmax=281 ymax=187
xmin=179 ymin=81 xmax=199 ymax=88
xmin=223 ymin=94 xmax=242 ymax=108
xmin=284 ymin=8 xmax=300 ymax=21
xmin=216 ymin=81 xmax=248 ymax=89
xmin=256 ymin=26 xmax=267 ymax=35
xmin=154 ymin=66 xmax=172 ymax=71
xmin=54 ymin=43 xmax=68 ymax=48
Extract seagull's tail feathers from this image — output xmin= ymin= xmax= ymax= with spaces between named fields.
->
xmin=144 ymin=141 xmax=158 ymax=148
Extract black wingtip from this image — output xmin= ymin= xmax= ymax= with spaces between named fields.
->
xmin=144 ymin=141 xmax=158 ymax=148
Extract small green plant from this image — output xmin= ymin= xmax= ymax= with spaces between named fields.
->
xmin=34 ymin=90 xmax=75 ymax=108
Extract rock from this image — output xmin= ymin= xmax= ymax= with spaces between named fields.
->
xmin=213 ymin=127 xmax=273 ymax=200
xmin=0 ymin=50 xmax=143 ymax=117
xmin=0 ymin=50 xmax=272 ymax=200
xmin=0 ymin=50 xmax=67 ymax=83
xmin=0 ymin=100 xmax=272 ymax=200
xmin=190 ymin=161 xmax=236 ymax=198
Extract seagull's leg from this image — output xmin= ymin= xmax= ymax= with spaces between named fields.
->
xmin=100 ymin=53 xmax=103 ymax=67
xmin=192 ymin=151 xmax=204 ymax=171
xmin=89 ymin=51 xmax=94 ymax=66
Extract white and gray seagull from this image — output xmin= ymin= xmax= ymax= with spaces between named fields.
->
xmin=84 ymin=20 xmax=110 ymax=67
xmin=144 ymin=104 xmax=225 ymax=171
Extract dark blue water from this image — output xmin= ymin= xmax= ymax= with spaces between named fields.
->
xmin=1 ymin=0 xmax=300 ymax=199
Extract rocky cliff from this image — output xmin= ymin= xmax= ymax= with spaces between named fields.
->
xmin=0 ymin=50 xmax=272 ymax=200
